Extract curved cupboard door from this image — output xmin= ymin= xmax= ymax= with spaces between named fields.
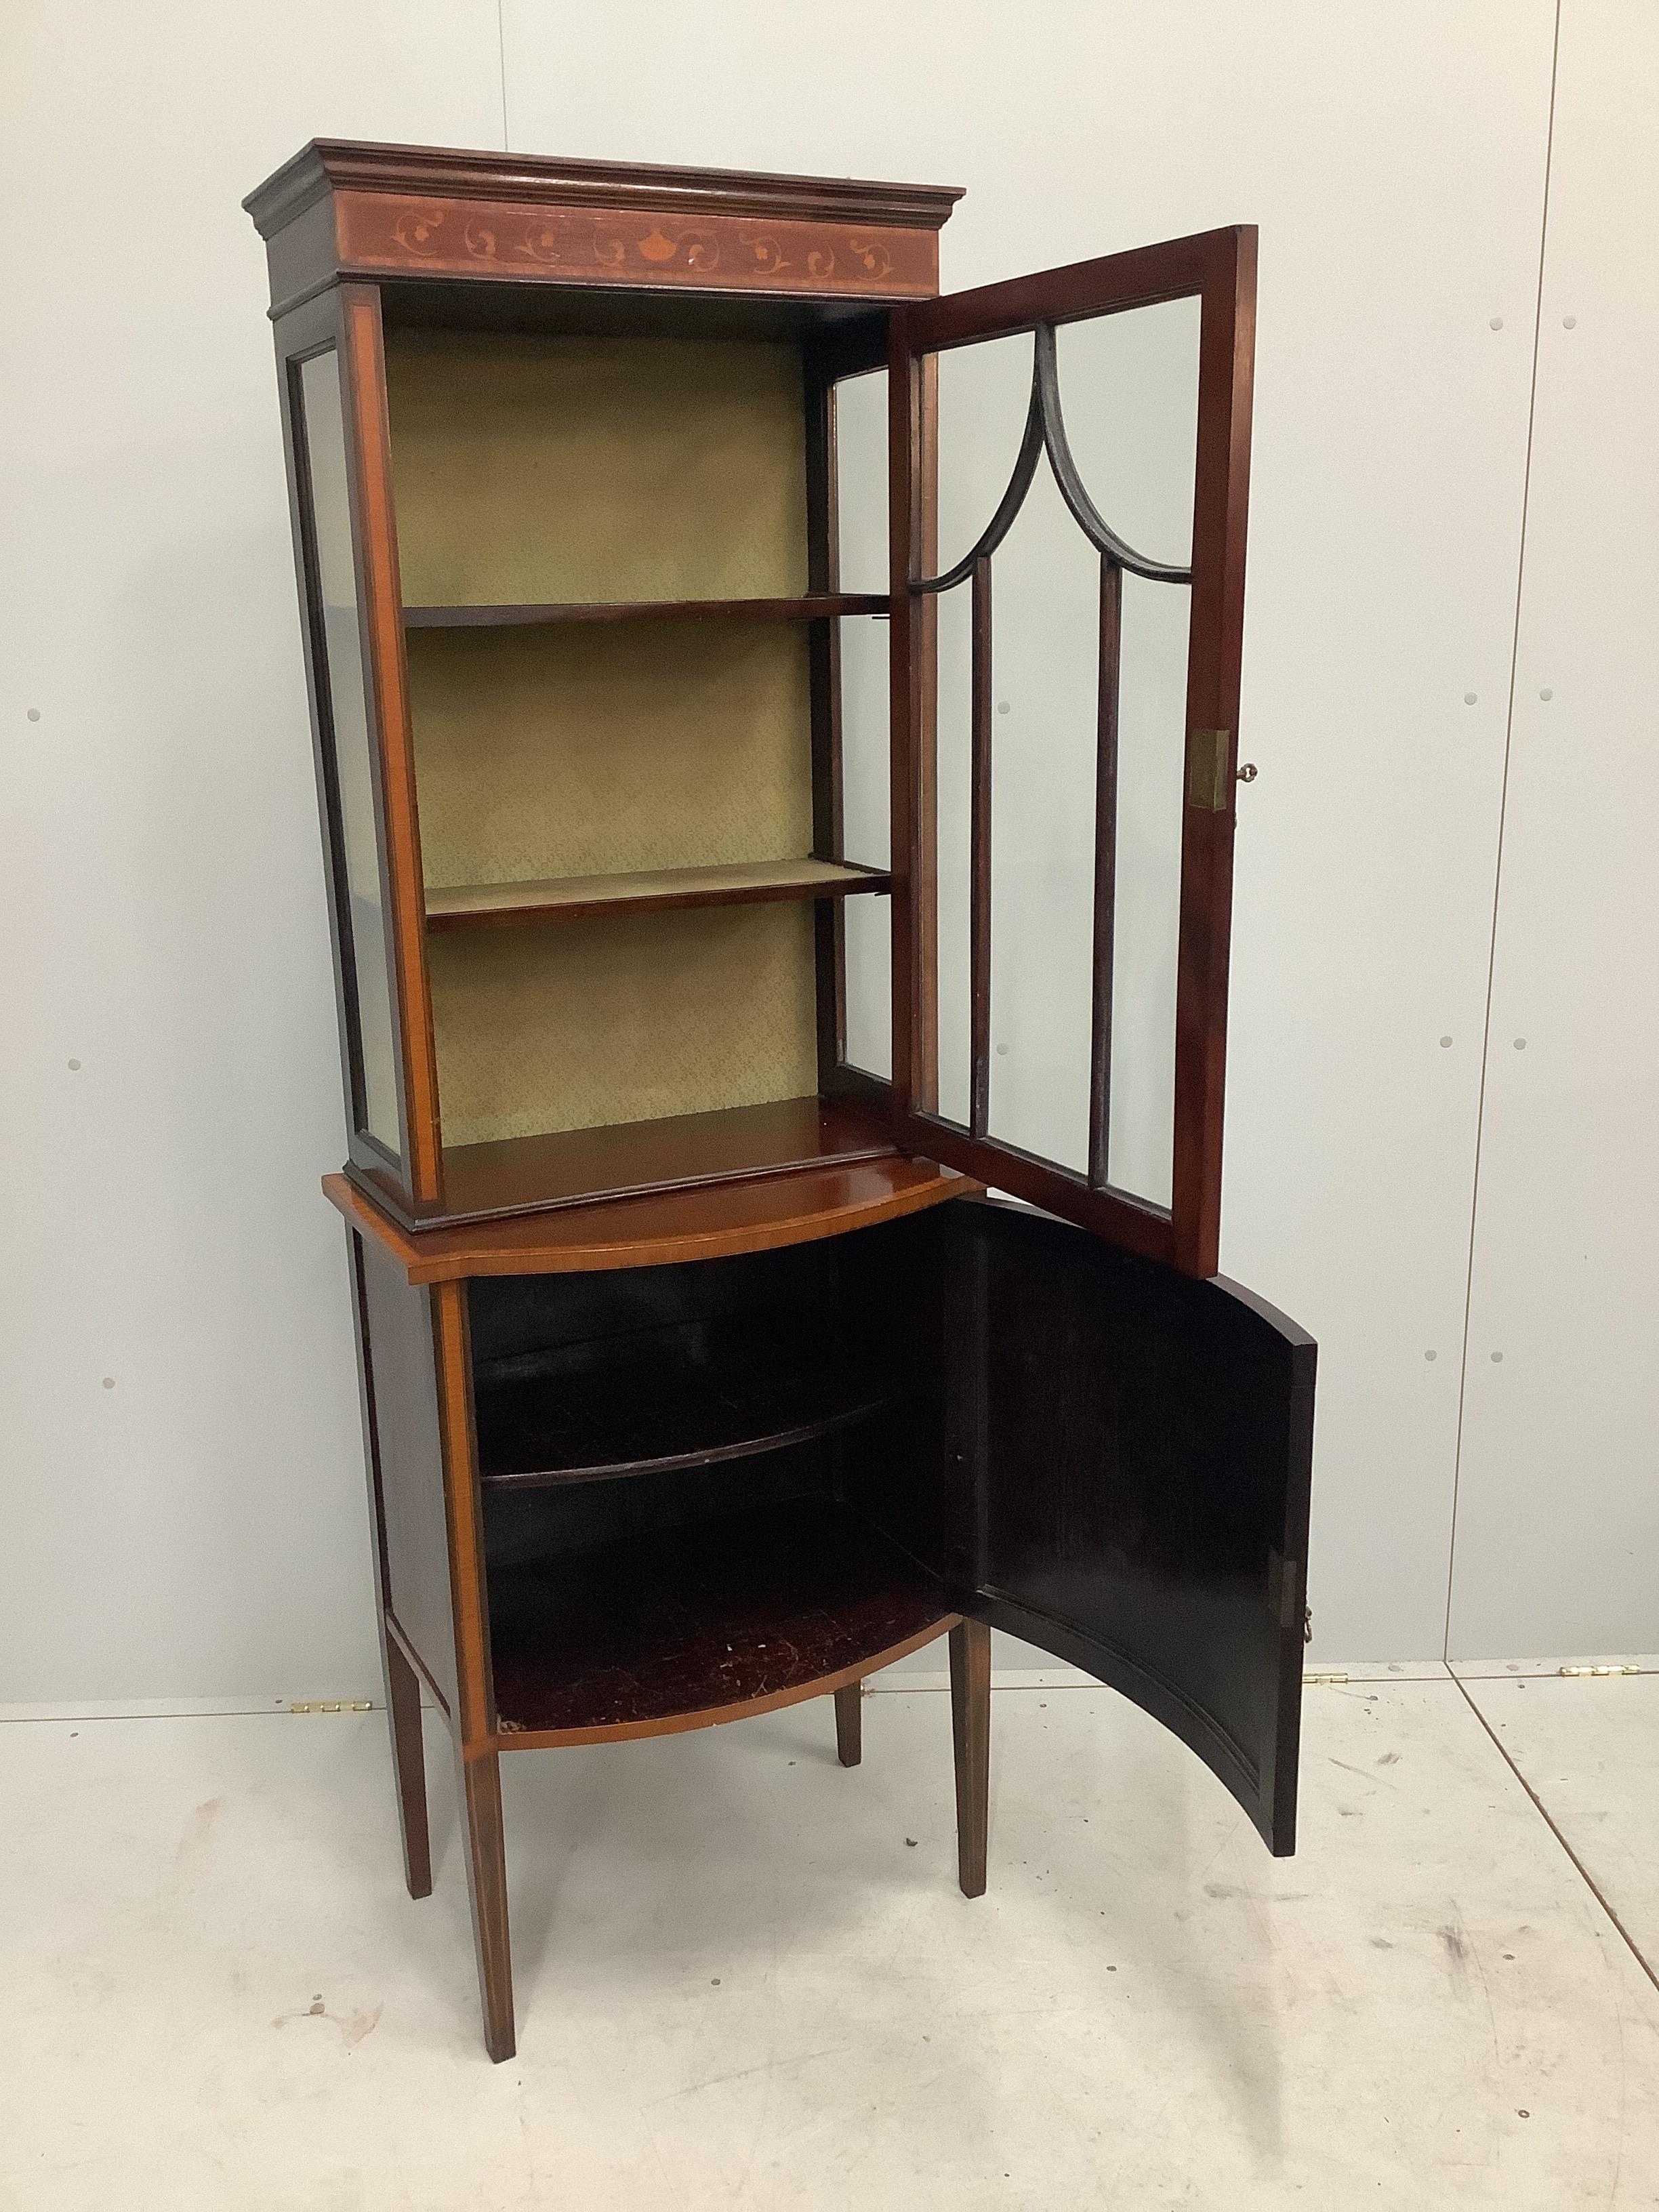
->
xmin=951 ymin=1196 xmax=1313 ymax=1853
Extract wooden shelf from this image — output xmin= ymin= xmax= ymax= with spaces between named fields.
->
xmin=325 ymin=1153 xmax=982 ymax=1283
xmin=476 ymin=1326 xmax=903 ymax=1490
xmin=350 ymin=1094 xmax=909 ymax=1233
xmin=486 ymin=1496 xmax=954 ymax=1742
xmin=405 ymin=594 xmax=888 ymax=630
xmin=426 ymin=858 xmax=891 ymax=933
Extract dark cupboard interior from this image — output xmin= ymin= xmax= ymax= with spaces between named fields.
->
xmin=471 ymin=1214 xmax=954 ymax=1736
xmin=466 ymin=1197 xmax=1313 ymax=1844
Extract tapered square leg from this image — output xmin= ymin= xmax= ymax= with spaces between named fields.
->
xmin=834 ymin=1681 xmax=863 ymax=1767
xmin=949 ymin=1618 xmax=990 ymax=1898
xmin=380 ymin=1632 xmax=432 ymax=1899
xmin=456 ymin=1745 xmax=515 ymax=2063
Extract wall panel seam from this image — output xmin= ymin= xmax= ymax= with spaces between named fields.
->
xmin=1441 ymin=0 xmax=1564 ymax=1660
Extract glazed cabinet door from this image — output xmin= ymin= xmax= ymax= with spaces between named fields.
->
xmin=948 ymin=1196 xmax=1313 ymax=1853
xmin=890 ymin=228 xmax=1254 ymax=1278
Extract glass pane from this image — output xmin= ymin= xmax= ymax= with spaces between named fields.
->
xmin=983 ymin=467 xmax=1097 ymax=1174
xmin=935 ymin=331 xmax=1047 ymax=1135
xmin=1055 ymin=300 xmax=1200 ymax=569
xmin=833 ymin=369 xmax=887 ymax=595
xmin=935 ymin=333 xmax=1034 ymax=579
xmin=925 ymin=298 xmax=1202 ymax=1208
xmin=299 ymin=350 xmax=401 ymax=1155
xmin=840 ymin=609 xmax=890 ymax=1077
xmin=934 ymin=581 xmax=975 ymax=1127
xmin=1108 ymin=573 xmax=1187 ymax=1204
xmin=1059 ymin=300 xmax=1199 ymax=1208
xmin=839 ymin=613 xmax=888 ymax=868
xmin=842 ymin=901 xmax=891 ymax=1078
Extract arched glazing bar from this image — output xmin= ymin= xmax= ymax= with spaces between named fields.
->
xmin=912 ymin=323 xmax=1192 ymax=596
xmin=914 ymin=321 xmax=1195 ymax=1192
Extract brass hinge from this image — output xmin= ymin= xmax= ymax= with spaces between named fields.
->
xmin=289 ymin=1699 xmax=375 ymax=1715
xmin=1557 ymin=1664 xmax=1639 ymax=1679
xmin=1267 ymin=1551 xmax=1308 ymax=1632
xmin=1305 ymin=1671 xmax=1349 ymax=1685
xmin=1185 ymin=726 xmax=1232 ymax=812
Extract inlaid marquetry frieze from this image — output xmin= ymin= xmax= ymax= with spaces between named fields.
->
xmin=335 ymin=191 xmax=938 ymax=298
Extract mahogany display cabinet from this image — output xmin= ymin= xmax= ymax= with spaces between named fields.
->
xmin=245 ymin=139 xmax=1316 ymax=2063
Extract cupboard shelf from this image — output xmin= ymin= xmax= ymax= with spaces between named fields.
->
xmin=475 ymin=1326 xmax=905 ymax=1490
xmin=404 ymin=594 xmax=888 ymax=630
xmin=486 ymin=1495 xmax=953 ymax=1740
xmin=425 ymin=857 xmax=892 ymax=933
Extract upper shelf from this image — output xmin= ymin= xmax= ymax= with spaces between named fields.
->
xmin=405 ymin=594 xmax=888 ymax=630
xmin=426 ymin=857 xmax=891 ymax=933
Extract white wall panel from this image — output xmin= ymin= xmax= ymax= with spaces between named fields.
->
xmin=12 ymin=0 xmax=1645 ymax=1698
xmin=0 ymin=2 xmax=504 ymax=1699
xmin=1448 ymin=0 xmax=1659 ymax=1657
xmin=503 ymin=0 xmax=1557 ymax=1656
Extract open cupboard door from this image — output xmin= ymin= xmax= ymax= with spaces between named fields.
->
xmin=880 ymin=229 xmax=1315 ymax=1848
xmin=888 ymin=226 xmax=1254 ymax=1279
xmin=943 ymin=1196 xmax=1315 ymax=1854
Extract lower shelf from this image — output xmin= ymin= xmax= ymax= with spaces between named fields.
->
xmin=487 ymin=1497 xmax=953 ymax=1741
xmin=476 ymin=1329 xmax=902 ymax=1488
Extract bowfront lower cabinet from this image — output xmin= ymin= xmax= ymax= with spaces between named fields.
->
xmin=247 ymin=140 xmax=1315 ymax=2063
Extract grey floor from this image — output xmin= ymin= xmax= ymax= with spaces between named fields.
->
xmin=3 ymin=1664 xmax=1658 ymax=2208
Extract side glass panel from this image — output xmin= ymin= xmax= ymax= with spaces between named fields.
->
xmin=834 ymin=369 xmax=892 ymax=1075
xmin=297 ymin=350 xmax=402 ymax=1155
xmin=923 ymin=294 xmax=1203 ymax=1214
xmin=833 ymin=368 xmax=888 ymax=595
xmin=840 ymin=609 xmax=892 ymax=1076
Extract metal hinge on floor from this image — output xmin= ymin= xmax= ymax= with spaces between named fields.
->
xmin=1557 ymin=1664 xmax=1639 ymax=1679
xmin=289 ymin=1700 xmax=375 ymax=1715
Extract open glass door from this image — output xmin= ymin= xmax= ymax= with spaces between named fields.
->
xmin=888 ymin=228 xmax=1254 ymax=1278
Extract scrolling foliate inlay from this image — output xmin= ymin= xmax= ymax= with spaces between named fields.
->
xmin=336 ymin=192 xmax=936 ymax=297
